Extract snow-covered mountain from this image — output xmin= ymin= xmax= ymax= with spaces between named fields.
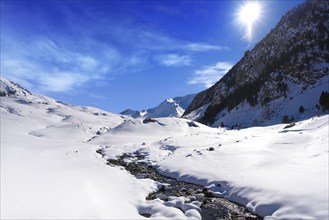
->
xmin=184 ymin=0 xmax=329 ymax=128
xmin=120 ymin=94 xmax=195 ymax=118
xmin=119 ymin=108 xmax=139 ymax=116
xmin=1 ymin=77 xmax=328 ymax=219
xmin=0 ymin=77 xmax=126 ymax=140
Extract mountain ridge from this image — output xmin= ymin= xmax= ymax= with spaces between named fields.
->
xmin=183 ymin=0 xmax=329 ymax=128
xmin=120 ymin=94 xmax=195 ymax=118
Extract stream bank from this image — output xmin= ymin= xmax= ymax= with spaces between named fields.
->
xmin=97 ymin=148 xmax=262 ymax=220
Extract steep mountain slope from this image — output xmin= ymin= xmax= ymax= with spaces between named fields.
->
xmin=121 ymin=94 xmax=195 ymax=118
xmin=184 ymin=0 xmax=329 ymax=127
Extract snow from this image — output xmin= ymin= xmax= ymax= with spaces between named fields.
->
xmin=0 ymin=92 xmax=158 ymax=219
xmin=188 ymin=74 xmax=329 ymax=128
xmin=1 ymin=77 xmax=328 ymax=219
xmin=121 ymin=94 xmax=195 ymax=118
xmin=120 ymin=108 xmax=139 ymax=116
xmin=93 ymin=115 xmax=329 ymax=219
xmin=0 ymin=79 xmax=202 ymax=219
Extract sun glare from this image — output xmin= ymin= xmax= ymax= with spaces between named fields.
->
xmin=238 ymin=2 xmax=261 ymax=40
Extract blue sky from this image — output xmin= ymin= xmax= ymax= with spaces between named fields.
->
xmin=1 ymin=0 xmax=304 ymax=113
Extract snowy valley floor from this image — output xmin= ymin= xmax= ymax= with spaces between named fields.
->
xmin=1 ymin=95 xmax=328 ymax=219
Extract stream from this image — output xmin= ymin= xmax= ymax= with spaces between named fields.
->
xmin=96 ymin=148 xmax=262 ymax=220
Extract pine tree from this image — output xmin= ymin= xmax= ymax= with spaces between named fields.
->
xmin=299 ymin=105 xmax=305 ymax=113
xmin=319 ymin=91 xmax=329 ymax=110
xmin=282 ymin=115 xmax=290 ymax=123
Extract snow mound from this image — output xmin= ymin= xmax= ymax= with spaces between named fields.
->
xmin=91 ymin=117 xmax=212 ymax=145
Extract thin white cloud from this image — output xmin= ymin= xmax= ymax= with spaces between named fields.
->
xmin=1 ymin=36 xmax=116 ymax=93
xmin=89 ymin=93 xmax=107 ymax=100
xmin=138 ymin=29 xmax=229 ymax=52
xmin=78 ymin=56 xmax=98 ymax=70
xmin=1 ymin=1 xmax=231 ymax=94
xmin=185 ymin=43 xmax=229 ymax=52
xmin=39 ymin=72 xmax=89 ymax=92
xmin=155 ymin=54 xmax=191 ymax=66
xmin=188 ymin=62 xmax=233 ymax=88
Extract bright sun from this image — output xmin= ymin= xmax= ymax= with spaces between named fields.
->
xmin=238 ymin=2 xmax=261 ymax=40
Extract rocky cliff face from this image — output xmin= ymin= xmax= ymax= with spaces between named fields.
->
xmin=184 ymin=0 xmax=329 ymax=127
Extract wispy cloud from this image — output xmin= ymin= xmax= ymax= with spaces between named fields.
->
xmin=185 ymin=43 xmax=229 ymax=52
xmin=188 ymin=62 xmax=233 ymax=88
xmin=154 ymin=54 xmax=191 ymax=66
xmin=1 ymin=36 xmax=114 ymax=93
xmin=38 ymin=72 xmax=89 ymax=93
xmin=89 ymin=93 xmax=107 ymax=100
xmin=1 ymin=1 xmax=230 ymax=94
xmin=133 ymin=28 xmax=228 ymax=53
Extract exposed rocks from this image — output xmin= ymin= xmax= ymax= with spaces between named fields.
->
xmin=143 ymin=117 xmax=157 ymax=123
xmin=188 ymin=121 xmax=199 ymax=127
xmin=139 ymin=213 xmax=152 ymax=218
xmin=0 ymin=91 xmax=6 ymax=97
xmin=97 ymin=149 xmax=262 ymax=220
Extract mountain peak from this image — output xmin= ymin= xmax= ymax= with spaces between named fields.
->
xmin=0 ymin=77 xmax=33 ymax=98
xmin=120 ymin=109 xmax=139 ymax=115
xmin=121 ymin=94 xmax=196 ymax=118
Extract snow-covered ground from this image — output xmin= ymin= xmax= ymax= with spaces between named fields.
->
xmin=92 ymin=116 xmax=329 ymax=219
xmin=1 ymin=78 xmax=328 ymax=219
